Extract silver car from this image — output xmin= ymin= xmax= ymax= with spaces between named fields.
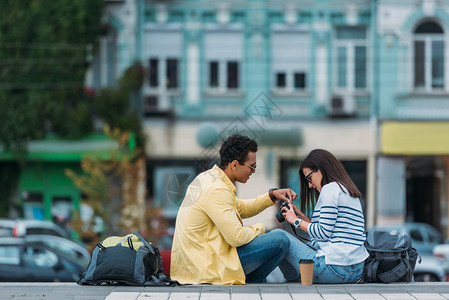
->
xmin=23 ymin=235 xmax=90 ymax=268
xmin=0 ymin=219 xmax=71 ymax=240
xmin=414 ymin=255 xmax=449 ymax=282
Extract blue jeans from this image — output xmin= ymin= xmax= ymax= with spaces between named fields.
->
xmin=278 ymin=231 xmax=364 ymax=284
xmin=237 ymin=229 xmax=290 ymax=283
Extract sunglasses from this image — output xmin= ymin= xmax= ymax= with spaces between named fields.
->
xmin=242 ymin=162 xmax=257 ymax=172
xmin=305 ymin=169 xmax=318 ymax=183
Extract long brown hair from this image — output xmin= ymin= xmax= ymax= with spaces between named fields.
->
xmin=299 ymin=149 xmax=361 ymax=216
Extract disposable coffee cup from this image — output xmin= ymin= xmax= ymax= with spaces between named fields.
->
xmin=299 ymin=259 xmax=314 ymax=286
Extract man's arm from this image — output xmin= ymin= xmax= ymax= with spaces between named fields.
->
xmin=237 ymin=188 xmax=297 ymax=219
xmin=236 ymin=193 xmax=274 ymax=219
xmin=203 ymin=188 xmax=265 ymax=248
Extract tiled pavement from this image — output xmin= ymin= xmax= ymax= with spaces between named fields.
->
xmin=2 ymin=282 xmax=449 ymax=300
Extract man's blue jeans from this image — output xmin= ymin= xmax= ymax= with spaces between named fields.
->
xmin=237 ymin=229 xmax=290 ymax=283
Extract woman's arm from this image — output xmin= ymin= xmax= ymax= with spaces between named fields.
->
xmin=282 ymin=201 xmax=310 ymax=232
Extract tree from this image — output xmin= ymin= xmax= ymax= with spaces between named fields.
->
xmin=65 ymin=127 xmax=160 ymax=250
xmin=0 ymin=0 xmax=104 ymax=152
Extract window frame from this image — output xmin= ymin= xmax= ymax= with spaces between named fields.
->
xmin=203 ymin=25 xmax=244 ymax=95
xmin=413 ymin=29 xmax=445 ymax=92
xmin=206 ymin=60 xmax=241 ymax=93
xmin=143 ymin=25 xmax=183 ymax=98
xmin=270 ymin=24 xmax=310 ymax=95
xmin=333 ymin=26 xmax=370 ymax=94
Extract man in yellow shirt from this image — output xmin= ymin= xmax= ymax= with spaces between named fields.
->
xmin=171 ymin=134 xmax=296 ymax=284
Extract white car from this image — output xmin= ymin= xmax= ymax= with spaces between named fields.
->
xmin=433 ymin=244 xmax=449 ymax=260
xmin=0 ymin=219 xmax=71 ymax=240
xmin=414 ymin=254 xmax=449 ymax=282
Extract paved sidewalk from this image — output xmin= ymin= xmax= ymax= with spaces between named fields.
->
xmin=2 ymin=282 xmax=449 ymax=300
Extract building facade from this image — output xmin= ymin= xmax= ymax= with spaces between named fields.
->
xmin=376 ymin=0 xmax=449 ymax=237
xmin=5 ymin=0 xmax=448 ymax=236
xmin=134 ymin=0 xmax=377 ymax=230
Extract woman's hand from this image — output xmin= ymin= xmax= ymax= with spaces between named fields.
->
xmin=282 ymin=201 xmax=310 ymax=232
xmin=281 ymin=201 xmax=300 ymax=225
xmin=292 ymin=205 xmax=310 ymax=222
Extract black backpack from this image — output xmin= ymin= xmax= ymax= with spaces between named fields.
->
xmin=363 ymin=230 xmax=420 ymax=283
xmin=78 ymin=232 xmax=176 ymax=286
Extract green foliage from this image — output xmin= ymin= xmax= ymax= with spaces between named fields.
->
xmin=94 ymin=62 xmax=146 ymax=150
xmin=0 ymin=162 xmax=20 ymax=218
xmin=0 ymin=0 xmax=104 ymax=151
xmin=119 ymin=62 xmax=145 ymax=91
xmin=94 ymin=89 xmax=130 ymax=126
xmin=66 ymin=127 xmax=158 ymax=243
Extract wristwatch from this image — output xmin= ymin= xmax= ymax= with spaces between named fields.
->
xmin=268 ymin=188 xmax=278 ymax=201
xmin=294 ymin=219 xmax=302 ymax=228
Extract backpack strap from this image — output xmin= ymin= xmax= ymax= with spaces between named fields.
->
xmin=143 ymin=273 xmax=179 ymax=286
xmin=370 ymin=259 xmax=380 ymax=282
xmin=377 ymin=259 xmax=408 ymax=283
xmin=133 ymin=232 xmax=156 ymax=255
xmin=363 ymin=256 xmax=379 ymax=283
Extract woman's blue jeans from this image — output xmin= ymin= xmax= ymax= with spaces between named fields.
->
xmin=278 ymin=231 xmax=364 ymax=284
xmin=237 ymin=229 xmax=290 ymax=283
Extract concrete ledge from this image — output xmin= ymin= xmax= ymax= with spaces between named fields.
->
xmin=1 ymin=282 xmax=449 ymax=300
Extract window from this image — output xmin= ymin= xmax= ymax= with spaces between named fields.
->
xmin=413 ymin=21 xmax=445 ymax=91
xmin=276 ymin=73 xmax=286 ymax=88
xmin=149 ymin=59 xmax=158 ymax=87
xmin=409 ymin=229 xmax=424 ymax=242
xmin=90 ymin=26 xmax=118 ymax=89
xmin=335 ymin=26 xmax=368 ymax=91
xmin=209 ymin=61 xmax=219 ymax=88
xmin=154 ymin=166 xmax=196 ymax=218
xmin=0 ymin=246 xmax=20 ymax=265
xmin=204 ymin=28 xmax=243 ymax=92
xmin=227 ymin=61 xmax=239 ymax=89
xmin=147 ymin=58 xmax=179 ymax=89
xmin=206 ymin=60 xmax=240 ymax=90
xmin=144 ymin=29 xmax=182 ymax=91
xmin=23 ymin=247 xmax=58 ymax=268
xmin=166 ymin=59 xmax=179 ymax=89
xmin=22 ymin=192 xmax=44 ymax=220
xmin=294 ymin=72 xmax=306 ymax=89
xmin=271 ymin=26 xmax=310 ymax=92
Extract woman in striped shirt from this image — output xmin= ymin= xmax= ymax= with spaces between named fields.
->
xmin=279 ymin=149 xmax=368 ymax=283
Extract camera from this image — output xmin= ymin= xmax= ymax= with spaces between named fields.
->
xmin=275 ymin=201 xmax=290 ymax=223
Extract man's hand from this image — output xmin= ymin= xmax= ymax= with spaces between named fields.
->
xmin=272 ymin=188 xmax=297 ymax=202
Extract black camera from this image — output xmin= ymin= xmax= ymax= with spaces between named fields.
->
xmin=275 ymin=201 xmax=290 ymax=223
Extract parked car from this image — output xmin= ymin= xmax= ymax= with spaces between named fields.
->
xmin=23 ymin=235 xmax=90 ymax=268
xmin=433 ymin=244 xmax=449 ymax=260
xmin=369 ymin=222 xmax=444 ymax=255
xmin=0 ymin=219 xmax=71 ymax=240
xmin=0 ymin=237 xmax=85 ymax=282
xmin=414 ymin=255 xmax=449 ymax=282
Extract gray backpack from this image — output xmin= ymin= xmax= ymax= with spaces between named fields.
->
xmin=363 ymin=231 xmax=420 ymax=283
xmin=78 ymin=232 xmax=176 ymax=286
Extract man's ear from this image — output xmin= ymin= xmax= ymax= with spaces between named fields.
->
xmin=230 ymin=160 xmax=239 ymax=170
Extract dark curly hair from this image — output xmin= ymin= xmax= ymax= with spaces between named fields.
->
xmin=219 ymin=134 xmax=258 ymax=169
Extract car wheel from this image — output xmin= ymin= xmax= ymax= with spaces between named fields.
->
xmin=414 ymin=273 xmax=440 ymax=282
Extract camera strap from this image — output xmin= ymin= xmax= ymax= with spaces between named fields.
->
xmin=289 ymin=223 xmax=311 ymax=243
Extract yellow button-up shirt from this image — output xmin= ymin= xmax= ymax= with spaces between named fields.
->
xmin=170 ymin=165 xmax=275 ymax=285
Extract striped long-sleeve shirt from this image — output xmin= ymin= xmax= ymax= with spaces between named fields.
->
xmin=307 ymin=182 xmax=369 ymax=266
